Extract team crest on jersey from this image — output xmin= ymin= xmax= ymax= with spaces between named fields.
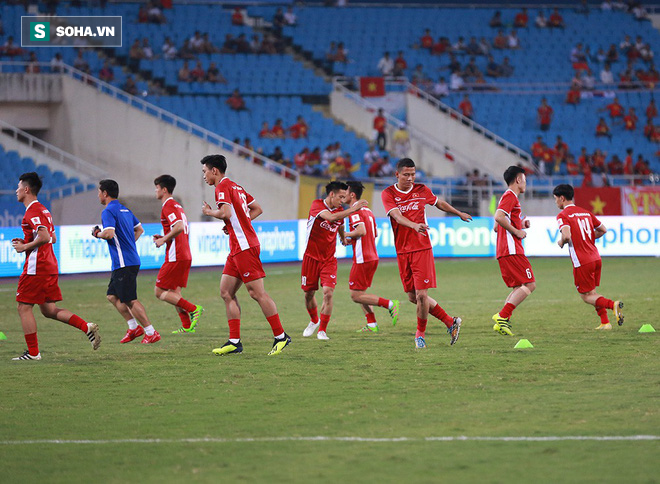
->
xmin=31 ymin=216 xmax=41 ymax=225
xmin=350 ymin=214 xmax=360 ymax=223
xmin=167 ymin=213 xmax=176 ymax=222
xmin=218 ymin=193 xmax=225 ymax=200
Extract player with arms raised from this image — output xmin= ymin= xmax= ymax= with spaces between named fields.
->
xmin=11 ymin=172 xmax=100 ymax=360
xmin=344 ymin=181 xmax=399 ymax=333
xmin=381 ymin=158 xmax=471 ymax=349
xmin=201 ymin=155 xmax=291 ymax=356
xmin=152 ymin=175 xmax=203 ymax=334
xmin=553 ymin=184 xmax=623 ymax=329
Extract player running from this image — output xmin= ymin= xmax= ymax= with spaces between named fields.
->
xmin=381 ymin=158 xmax=471 ymax=349
xmin=553 ymin=184 xmax=624 ymax=330
xmin=200 ymin=154 xmax=291 ymax=356
xmin=301 ymin=181 xmax=367 ymax=340
xmin=152 ymin=175 xmax=203 ymax=334
xmin=343 ymin=181 xmax=399 ymax=333
xmin=93 ymin=179 xmax=161 ymax=344
xmin=492 ymin=165 xmax=536 ymax=336
xmin=11 ymin=172 xmax=100 ymax=360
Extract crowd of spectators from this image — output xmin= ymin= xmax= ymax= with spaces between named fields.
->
xmin=259 ymin=116 xmax=309 ymax=139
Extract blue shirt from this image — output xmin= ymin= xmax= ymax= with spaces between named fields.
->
xmin=101 ymin=199 xmax=141 ymax=270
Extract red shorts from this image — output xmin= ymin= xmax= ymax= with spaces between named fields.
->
xmin=396 ymin=249 xmax=436 ymax=293
xmin=498 ymin=254 xmax=535 ymax=288
xmin=573 ymin=259 xmax=601 ymax=294
xmin=16 ymin=273 xmax=62 ymax=305
xmin=301 ymin=255 xmax=337 ymax=291
xmin=223 ymin=247 xmax=266 ymax=283
xmin=156 ymin=260 xmax=191 ymax=290
xmin=349 ymin=260 xmax=378 ymax=291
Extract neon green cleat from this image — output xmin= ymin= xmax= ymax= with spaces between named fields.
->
xmin=189 ymin=305 xmax=204 ymax=331
xmin=172 ymin=326 xmax=195 ymax=334
xmin=357 ymin=324 xmax=379 ymax=333
xmin=212 ymin=340 xmax=243 ymax=355
xmin=492 ymin=313 xmax=514 ymax=336
xmin=268 ymin=333 xmax=291 ymax=356
xmin=389 ymin=300 xmax=400 ymax=326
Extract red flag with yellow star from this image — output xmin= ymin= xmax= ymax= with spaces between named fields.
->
xmin=359 ymin=77 xmax=385 ymax=97
xmin=574 ymin=187 xmax=622 ymax=215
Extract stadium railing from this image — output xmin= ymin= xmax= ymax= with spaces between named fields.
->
xmin=0 ymin=61 xmax=299 ymax=182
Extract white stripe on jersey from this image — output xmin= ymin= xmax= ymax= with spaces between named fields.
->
xmin=355 ymin=236 xmax=364 ymax=264
xmin=229 ymin=204 xmax=250 ymax=251
xmin=27 ymin=244 xmax=38 ymax=275
xmin=114 ymin=234 xmax=125 ymax=268
xmin=168 ymin=237 xmax=177 ymax=262
xmin=568 ymin=242 xmax=581 ymax=268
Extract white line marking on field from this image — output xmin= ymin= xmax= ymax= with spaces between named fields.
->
xmin=0 ymin=435 xmax=657 ymax=445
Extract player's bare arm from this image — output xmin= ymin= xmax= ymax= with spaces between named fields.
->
xmin=319 ymin=199 xmax=368 ymax=223
xmin=338 ymin=225 xmax=348 ymax=245
xmin=11 ymin=226 xmax=50 ymax=253
xmin=594 ymin=224 xmax=607 ymax=239
xmin=134 ymin=224 xmax=144 ymax=242
xmin=153 ymin=220 xmax=183 ymax=248
xmin=202 ymin=201 xmax=231 ymax=221
xmin=495 ymin=210 xmax=526 ymax=239
xmin=389 ymin=208 xmax=429 ymax=233
xmin=435 ymin=198 xmax=472 ymax=222
xmin=558 ymin=226 xmax=571 ymax=248
xmin=345 ymin=223 xmax=366 ymax=240
xmin=248 ymin=201 xmax=263 ymax=220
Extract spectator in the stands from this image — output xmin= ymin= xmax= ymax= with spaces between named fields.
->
xmin=566 ymin=82 xmax=581 ymax=105
xmin=178 ymin=61 xmax=191 ymax=82
xmin=202 ymin=33 xmax=218 ymax=54
xmin=635 ymin=155 xmax=651 ymax=175
xmin=377 ymin=51 xmax=394 ymax=77
xmin=537 ymin=97 xmax=553 ymax=130
xmin=220 ymin=34 xmax=236 ymax=54
xmin=140 ymin=38 xmax=154 ymax=60
xmin=623 ymin=148 xmax=634 ymax=175
xmin=250 ymin=35 xmax=261 ymax=53
xmin=123 ymin=76 xmax=138 ymax=96
xmin=260 ymin=33 xmax=279 ymax=55
xmin=500 ymin=56 xmax=514 ymax=77
xmin=493 ymin=30 xmax=508 ymax=49
xmin=570 ymin=43 xmax=587 ymax=64
xmin=514 ymin=8 xmax=528 ymax=28
xmin=535 ymin=10 xmax=547 ymax=28
xmin=432 ymin=37 xmax=451 ymax=56
xmin=453 ymin=36 xmax=467 ymax=54
xmin=99 ymin=60 xmax=114 ymax=82
xmin=596 ymin=117 xmax=612 ymax=139
xmin=369 ymin=154 xmax=393 ymax=177
xmin=606 ymin=44 xmax=619 ymax=63
xmin=190 ymin=61 xmax=205 ymax=82
xmin=25 ymin=52 xmax=40 ymax=73
xmin=619 ymin=68 xmax=633 ymax=88
xmin=190 ymin=31 xmax=204 ymax=53
xmin=162 ymin=37 xmax=177 ymax=59
xmin=633 ymin=4 xmax=649 ymax=22
xmin=270 ymin=147 xmax=285 ymax=164
xmin=392 ymin=123 xmax=411 ymax=159
xmin=129 ymin=39 xmax=144 ymax=61
xmin=432 ymin=76 xmax=449 ymax=98
xmin=72 ymin=49 xmax=89 ymax=71
xmin=284 ymin=7 xmax=297 ymax=26
xmin=49 ymin=52 xmax=63 ymax=73
xmin=463 ymin=57 xmax=481 ymax=81
xmin=486 ymin=56 xmax=501 ymax=77
xmin=600 ymin=63 xmax=615 ymax=85
xmin=646 ymin=98 xmax=657 ymax=121
xmin=582 ymin=69 xmax=596 ymax=90
xmin=466 ymin=37 xmax=481 ymax=56
xmin=447 ymin=53 xmax=461 ymax=74
xmin=450 ymin=70 xmax=465 ymax=91
xmin=273 ymin=8 xmax=285 ymax=35
xmin=624 ymin=107 xmax=638 ymax=131
xmin=363 ymin=144 xmax=380 ymax=167
xmin=508 ymin=30 xmax=520 ymax=50
xmin=603 ymin=97 xmax=624 ymax=118
xmin=289 ymin=116 xmax=309 ymax=139
xmin=259 ymin=122 xmax=274 ymax=138
xmin=227 ymin=89 xmax=246 ymax=111
xmin=146 ymin=2 xmax=166 ymax=24
xmin=335 ymin=42 xmax=348 ymax=63
xmin=393 ymin=51 xmax=407 ymax=77
xmin=479 ymin=37 xmax=491 ymax=56
xmin=271 ymin=119 xmax=286 ymax=138
xmin=374 ymin=108 xmax=387 ymax=150
xmin=459 ymin=94 xmax=474 ymax=120
xmin=549 ymin=8 xmax=565 ymax=28
xmin=531 ymin=136 xmax=545 ymax=164
xmin=420 ymin=29 xmax=434 ymax=50
xmin=566 ymin=155 xmax=580 ymax=175
xmin=178 ymin=39 xmax=196 ymax=60
xmin=595 ymin=47 xmax=607 ymax=64
xmin=489 ymin=11 xmax=504 ymax=28
xmin=643 ymin=118 xmax=657 ymax=140
xmin=294 ymin=148 xmax=309 ymax=171
xmin=640 ymin=43 xmax=654 ymax=64
xmin=231 ymin=7 xmax=244 ymax=26
xmin=238 ymin=138 xmax=254 ymax=159
xmin=555 ymin=135 xmax=569 ymax=163
xmin=607 ymin=155 xmax=624 ymax=174
xmin=411 ymin=64 xmax=429 ymax=87
xmin=235 ymin=34 xmax=251 ymax=54
xmin=206 ymin=62 xmax=226 ymax=83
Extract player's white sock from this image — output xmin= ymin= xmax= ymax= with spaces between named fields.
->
xmin=274 ymin=332 xmax=285 ymax=340
xmin=367 ymin=323 xmax=377 ymax=328
xmin=388 ymin=301 xmax=394 ymax=309
xmin=229 ymin=338 xmax=240 ymax=344
xmin=127 ymin=318 xmax=138 ymax=330
xmin=143 ymin=325 xmax=155 ymax=336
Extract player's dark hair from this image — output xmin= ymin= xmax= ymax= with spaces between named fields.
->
xmin=325 ymin=180 xmax=348 ymax=195
xmin=503 ymin=165 xmax=526 ymax=185
xmin=346 ymin=181 xmax=365 ymax=200
xmin=99 ymin=179 xmax=119 ymax=199
xmin=201 ymin=154 xmax=227 ymax=173
xmin=396 ymin=158 xmax=416 ymax=171
xmin=19 ymin=172 xmax=42 ymax=195
xmin=154 ymin=174 xmax=176 ymax=194
xmin=552 ymin=184 xmax=574 ymax=200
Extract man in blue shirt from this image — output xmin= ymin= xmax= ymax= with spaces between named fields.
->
xmin=92 ymin=179 xmax=160 ymax=344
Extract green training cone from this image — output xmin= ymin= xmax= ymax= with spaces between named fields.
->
xmin=0 ymin=332 xmax=6 ymax=340
xmin=638 ymin=324 xmax=656 ymax=333
xmin=514 ymin=339 xmax=534 ymax=349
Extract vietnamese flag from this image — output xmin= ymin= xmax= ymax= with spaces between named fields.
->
xmin=574 ymin=187 xmax=622 ymax=215
xmin=360 ymin=77 xmax=385 ymax=97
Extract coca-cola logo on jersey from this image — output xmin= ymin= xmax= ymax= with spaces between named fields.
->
xmin=320 ymin=220 xmax=340 ymax=232
xmin=399 ymin=201 xmax=420 ymax=213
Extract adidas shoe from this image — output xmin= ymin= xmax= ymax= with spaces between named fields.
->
xmin=189 ymin=305 xmax=204 ymax=331
xmin=492 ymin=313 xmax=514 ymax=336
xmin=614 ymin=301 xmax=624 ymax=326
xmin=12 ymin=350 xmax=41 ymax=361
xmin=141 ymin=331 xmax=161 ymax=344
xmin=357 ymin=324 xmax=379 ymax=333
xmin=414 ymin=336 xmax=426 ymax=349
xmin=448 ymin=317 xmax=462 ymax=345
xmin=268 ymin=333 xmax=292 ymax=356
xmin=303 ymin=321 xmax=319 ymax=337
xmin=86 ymin=323 xmax=101 ymax=350
xmin=172 ymin=326 xmax=195 ymax=334
xmin=120 ymin=326 xmax=145 ymax=343
xmin=212 ymin=340 xmax=243 ymax=356
xmin=595 ymin=323 xmax=613 ymax=330
xmin=389 ymin=300 xmax=400 ymax=326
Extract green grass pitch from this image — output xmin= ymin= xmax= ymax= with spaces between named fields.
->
xmin=0 ymin=257 xmax=658 ymax=483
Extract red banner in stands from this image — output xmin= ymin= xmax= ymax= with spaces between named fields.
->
xmin=360 ymin=77 xmax=385 ymax=97
xmin=574 ymin=187 xmax=622 ymax=216
xmin=621 ymin=186 xmax=660 ymax=215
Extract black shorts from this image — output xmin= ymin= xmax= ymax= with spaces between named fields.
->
xmin=107 ymin=265 xmax=140 ymax=303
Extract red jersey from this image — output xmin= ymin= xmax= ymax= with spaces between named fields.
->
xmin=495 ymin=189 xmax=525 ymax=259
xmin=373 ymin=116 xmax=386 ymax=133
xmin=606 ymin=103 xmax=623 ymax=117
xmin=646 ymin=103 xmax=657 ymax=120
xmin=21 ymin=200 xmax=58 ymax=275
xmin=624 ymin=114 xmax=637 ymax=130
xmin=381 ymin=183 xmax=438 ymax=254
xmin=215 ymin=177 xmax=259 ymax=255
xmin=557 ymin=204 xmax=602 ymax=268
xmin=161 ymin=197 xmax=191 ymax=262
xmin=271 ymin=125 xmax=284 ymax=137
xmin=421 ymin=34 xmax=433 ymax=49
xmin=349 ymin=206 xmax=378 ymax=264
xmin=538 ymin=105 xmax=553 ymax=124
xmin=304 ymin=199 xmax=343 ymax=262
xmin=459 ymin=99 xmax=473 ymax=117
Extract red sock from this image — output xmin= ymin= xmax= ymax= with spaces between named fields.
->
xmin=366 ymin=312 xmax=377 ymax=324
xmin=429 ymin=303 xmax=454 ymax=327
xmin=416 ymin=317 xmax=428 ymax=336
xmin=595 ymin=297 xmax=614 ymax=310
xmin=319 ymin=313 xmax=330 ymax=332
xmin=307 ymin=307 xmax=319 ymax=323
xmin=176 ymin=298 xmax=196 ymax=313
xmin=377 ymin=298 xmax=390 ymax=309
xmin=25 ymin=332 xmax=39 ymax=356
xmin=596 ymin=307 xmax=609 ymax=324
xmin=266 ymin=313 xmax=284 ymax=336
xmin=67 ymin=314 xmax=88 ymax=333
xmin=499 ymin=302 xmax=517 ymax=319
xmin=178 ymin=311 xmax=191 ymax=329
xmin=228 ymin=319 xmax=241 ymax=340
